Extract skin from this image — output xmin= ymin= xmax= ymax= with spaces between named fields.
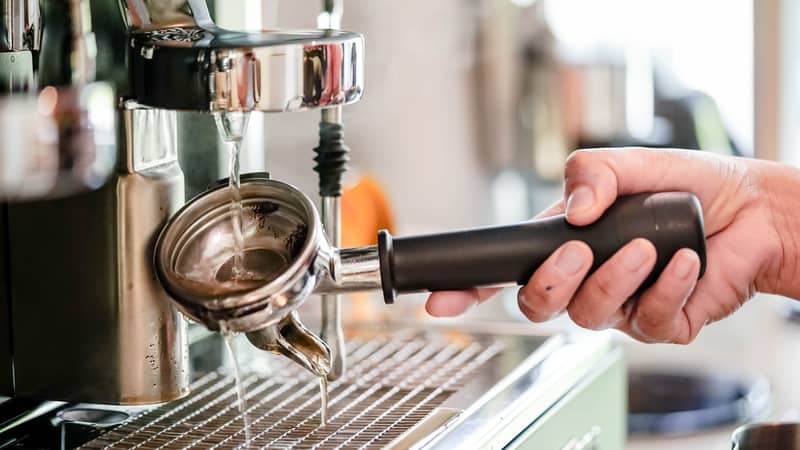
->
xmin=426 ymin=148 xmax=800 ymax=344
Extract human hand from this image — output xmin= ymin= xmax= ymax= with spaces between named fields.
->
xmin=426 ymin=148 xmax=796 ymax=344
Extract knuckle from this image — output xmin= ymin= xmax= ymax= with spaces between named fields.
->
xmin=564 ymin=150 xmax=593 ymax=175
xmin=632 ymin=298 xmax=677 ymax=342
xmin=639 ymin=319 xmax=697 ymax=346
xmin=672 ymin=334 xmax=694 ymax=345
xmin=604 ymin=309 xmax=627 ymax=329
xmin=633 ymin=307 xmax=665 ymax=334
xmin=568 ymin=306 xmax=601 ymax=330
xmin=593 ymin=273 xmax=618 ymax=300
xmin=673 ymin=319 xmax=702 ymax=345
xmin=632 ymin=316 xmax=670 ymax=343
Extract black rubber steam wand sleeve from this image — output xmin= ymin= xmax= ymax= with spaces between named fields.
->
xmin=377 ymin=192 xmax=707 ymax=304
xmin=313 ymin=121 xmax=349 ymax=197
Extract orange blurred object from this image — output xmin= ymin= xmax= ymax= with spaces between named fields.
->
xmin=341 ymin=174 xmax=395 ymax=321
xmin=341 ymin=174 xmax=394 ymax=247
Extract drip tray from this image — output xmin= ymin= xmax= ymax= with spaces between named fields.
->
xmin=80 ymin=326 xmax=612 ymax=449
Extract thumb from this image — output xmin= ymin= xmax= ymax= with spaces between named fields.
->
xmin=562 ymin=148 xmax=722 ymax=228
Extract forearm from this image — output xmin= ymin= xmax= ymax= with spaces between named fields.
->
xmin=748 ymin=158 xmax=800 ymax=298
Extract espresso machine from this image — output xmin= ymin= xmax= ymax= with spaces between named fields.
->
xmin=0 ymin=1 xmax=628 ymax=448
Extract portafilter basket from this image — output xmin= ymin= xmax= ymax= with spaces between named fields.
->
xmin=155 ymin=176 xmax=325 ymax=332
xmin=156 ymin=176 xmax=708 ymax=333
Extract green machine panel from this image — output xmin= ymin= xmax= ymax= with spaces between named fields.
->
xmin=509 ymin=348 xmax=627 ymax=450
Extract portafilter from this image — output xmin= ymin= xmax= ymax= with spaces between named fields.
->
xmin=154 ymin=175 xmax=707 ymax=333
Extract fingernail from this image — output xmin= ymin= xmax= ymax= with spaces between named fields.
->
xmin=673 ymin=251 xmax=697 ymax=279
xmin=622 ymin=241 xmax=649 ymax=271
xmin=566 ymin=186 xmax=595 ymax=216
xmin=555 ymin=244 xmax=585 ymax=275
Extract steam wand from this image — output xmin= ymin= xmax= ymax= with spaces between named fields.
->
xmin=315 ymin=0 xmax=348 ymax=381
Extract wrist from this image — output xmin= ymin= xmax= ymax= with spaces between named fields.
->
xmin=748 ymin=158 xmax=800 ymax=297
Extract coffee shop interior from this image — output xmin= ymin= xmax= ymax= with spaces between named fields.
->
xmin=1 ymin=0 xmax=799 ymax=448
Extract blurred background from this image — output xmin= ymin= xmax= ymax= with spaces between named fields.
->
xmin=216 ymin=0 xmax=756 ymax=315
xmin=242 ymin=0 xmax=754 ymax=230
xmin=5 ymin=0 xmax=800 ymax=447
xmin=204 ymin=1 xmax=799 ymax=448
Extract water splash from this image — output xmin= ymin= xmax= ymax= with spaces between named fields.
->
xmin=214 ymin=111 xmax=250 ymax=281
xmin=319 ymin=376 xmax=329 ymax=427
xmin=221 ymin=328 xmax=253 ymax=447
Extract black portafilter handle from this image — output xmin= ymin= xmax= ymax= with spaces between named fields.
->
xmin=377 ymin=192 xmax=707 ymax=304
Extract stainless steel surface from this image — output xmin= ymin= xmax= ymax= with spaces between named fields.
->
xmin=0 ymin=50 xmax=33 ymax=92
xmin=318 ymin=0 xmax=344 ymax=29
xmin=246 ymin=311 xmax=332 ymax=377
xmin=115 ymin=109 xmax=190 ymax=404
xmin=320 ymin=179 xmax=346 ymax=381
xmin=318 ymin=246 xmax=383 ymax=294
xmin=0 ymin=0 xmax=40 ymax=52
xmin=317 ymin=0 xmax=347 ymax=381
xmin=155 ymin=177 xmax=326 ymax=332
xmin=119 ymin=0 xmax=364 ymax=112
xmin=320 ymin=105 xmax=343 ymax=124
xmin=156 ymin=177 xmax=387 ymax=334
xmin=0 ymin=203 xmax=10 ymax=396
xmin=129 ymin=29 xmax=364 ymax=112
xmin=0 ymin=400 xmax=65 ymax=434
xmin=5 ymin=107 xmax=190 ymax=404
xmin=118 ymin=0 xmax=214 ymax=31
xmin=79 ymin=325 xmax=593 ymax=449
xmin=56 ymin=407 xmax=131 ymax=428
xmin=425 ymin=332 xmax=612 ymax=449
xmin=63 ymin=0 xmax=97 ymax=85
xmin=732 ymin=422 xmax=800 ymax=449
xmin=0 ymin=82 xmax=116 ymax=201
xmin=0 ymin=0 xmax=116 ymax=201
xmin=2 ymin=0 xmax=366 ymax=407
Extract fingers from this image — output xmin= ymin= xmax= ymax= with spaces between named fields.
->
xmin=426 ymin=200 xmax=567 ymax=319
xmin=426 ymin=287 xmax=499 ymax=317
xmin=562 ymin=148 xmax=732 ymax=232
xmin=533 ymin=199 xmax=566 ymax=219
xmin=567 ymin=238 xmax=657 ymax=330
xmin=517 ymin=241 xmax=593 ymax=322
xmin=625 ymin=249 xmax=701 ymax=343
xmin=671 ymin=219 xmax=773 ymax=343
xmin=423 ymin=200 xmax=567 ymax=319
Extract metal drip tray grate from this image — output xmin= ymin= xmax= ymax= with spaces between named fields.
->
xmin=81 ymin=329 xmax=503 ymax=449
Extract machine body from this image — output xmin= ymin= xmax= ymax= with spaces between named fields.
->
xmin=0 ymin=3 xmax=634 ymax=448
xmin=0 ymin=0 xmax=363 ymax=404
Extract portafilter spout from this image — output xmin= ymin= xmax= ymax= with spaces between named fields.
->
xmin=246 ymin=311 xmax=331 ymax=377
xmin=155 ymin=176 xmax=707 ymax=333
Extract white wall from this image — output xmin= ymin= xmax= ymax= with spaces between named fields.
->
xmin=219 ymin=0 xmax=494 ymax=234
xmin=217 ymin=0 xmax=756 ymax=231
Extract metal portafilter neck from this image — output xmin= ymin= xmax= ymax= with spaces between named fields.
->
xmin=155 ymin=176 xmax=708 ymax=339
xmin=154 ymin=177 xmax=372 ymax=334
